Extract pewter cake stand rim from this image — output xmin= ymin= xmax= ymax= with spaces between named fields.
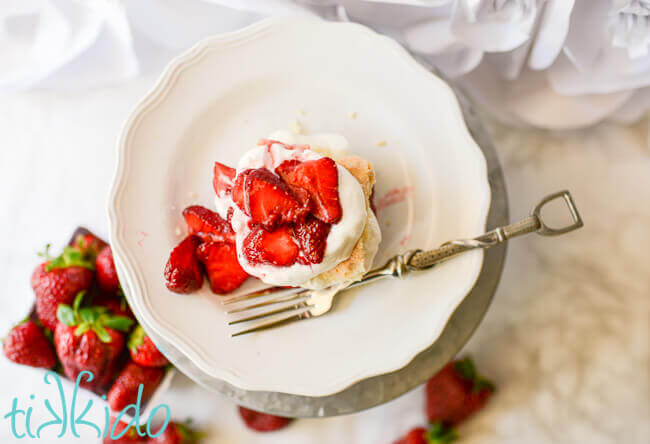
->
xmin=126 ymin=78 xmax=508 ymax=418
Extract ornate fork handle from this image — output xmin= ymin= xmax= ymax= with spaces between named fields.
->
xmin=348 ymin=190 xmax=583 ymax=289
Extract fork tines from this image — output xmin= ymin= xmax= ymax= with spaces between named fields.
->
xmin=222 ymin=286 xmax=310 ymax=337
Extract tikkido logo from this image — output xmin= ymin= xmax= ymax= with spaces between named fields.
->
xmin=3 ymin=371 xmax=171 ymax=440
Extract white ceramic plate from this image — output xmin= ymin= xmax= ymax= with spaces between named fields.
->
xmin=109 ymin=18 xmax=490 ymax=397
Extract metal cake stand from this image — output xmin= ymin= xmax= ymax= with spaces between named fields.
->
xmin=126 ymin=72 xmax=509 ymax=418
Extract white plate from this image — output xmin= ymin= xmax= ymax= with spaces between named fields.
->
xmin=108 ymin=18 xmax=490 ymax=397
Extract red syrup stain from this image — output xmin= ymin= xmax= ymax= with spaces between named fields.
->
xmin=257 ymin=139 xmax=310 ymax=171
xmin=257 ymin=139 xmax=309 ymax=152
xmin=137 ymin=231 xmax=148 ymax=247
xmin=374 ymin=186 xmax=414 ymax=213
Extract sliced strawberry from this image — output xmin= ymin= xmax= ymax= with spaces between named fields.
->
xmin=182 ymin=205 xmax=235 ymax=244
xmin=276 ymin=157 xmax=341 ymax=223
xmin=164 ymin=236 xmax=204 ymax=294
xmin=243 ymin=226 xmax=298 ymax=266
xmin=232 ymin=168 xmax=309 ymax=229
xmin=293 ymin=216 xmax=331 ymax=264
xmin=213 ymin=161 xmax=236 ymax=196
xmin=196 ymin=242 xmax=249 ymax=294
xmin=238 ymin=407 xmax=292 ymax=433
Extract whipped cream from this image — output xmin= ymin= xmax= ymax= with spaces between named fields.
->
xmin=214 ymin=132 xmax=367 ymax=287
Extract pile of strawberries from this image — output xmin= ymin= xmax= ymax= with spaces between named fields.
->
xmin=3 ymin=232 xmax=170 ymax=414
xmin=393 ymin=357 xmax=495 ymax=444
xmin=165 ymin=142 xmax=343 ymax=296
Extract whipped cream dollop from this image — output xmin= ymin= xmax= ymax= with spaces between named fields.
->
xmin=214 ymin=132 xmax=367 ymax=287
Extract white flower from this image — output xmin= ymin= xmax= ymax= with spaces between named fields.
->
xmin=358 ymin=0 xmax=648 ymax=128
xmin=608 ymin=0 xmax=650 ymax=58
xmin=400 ymin=0 xmax=574 ymax=78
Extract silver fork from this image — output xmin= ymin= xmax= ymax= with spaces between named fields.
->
xmin=223 ymin=190 xmax=583 ymax=337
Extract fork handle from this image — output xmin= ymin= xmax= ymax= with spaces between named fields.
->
xmin=408 ymin=216 xmax=538 ymax=269
xmin=408 ymin=190 xmax=583 ymax=270
xmin=341 ymin=191 xmax=583 ymax=290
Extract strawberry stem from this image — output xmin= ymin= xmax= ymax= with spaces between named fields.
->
xmin=42 ymin=245 xmax=94 ymax=272
xmin=454 ymin=357 xmax=495 ymax=393
xmin=426 ymin=422 xmax=458 ymax=443
xmin=56 ymin=291 xmax=133 ymax=342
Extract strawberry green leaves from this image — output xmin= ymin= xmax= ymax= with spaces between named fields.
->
xmin=40 ymin=244 xmax=95 ymax=272
xmin=453 ymin=357 xmax=495 ymax=393
xmin=56 ymin=291 xmax=133 ymax=343
xmin=104 ymin=317 xmax=134 ymax=331
xmin=426 ymin=423 xmax=458 ymax=444
xmin=57 ymin=305 xmax=77 ymax=327
xmin=127 ymin=325 xmax=145 ymax=353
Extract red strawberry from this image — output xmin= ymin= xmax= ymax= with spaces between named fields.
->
xmin=107 ymin=361 xmax=164 ymax=412
xmin=213 ymin=161 xmax=236 ymax=196
xmin=3 ymin=320 xmax=57 ymax=368
xmin=243 ymin=226 xmax=298 ymax=266
xmin=276 ymin=157 xmax=341 ymax=223
xmin=54 ymin=292 xmax=133 ymax=391
xmin=238 ymin=407 xmax=292 ymax=432
xmin=293 ymin=216 xmax=331 ymax=264
xmin=72 ymin=233 xmax=107 ymax=262
xmin=128 ymin=326 xmax=169 ymax=368
xmin=94 ymin=292 xmax=135 ymax=320
xmin=32 ymin=245 xmax=95 ymax=331
xmin=182 ymin=205 xmax=235 ymax=244
xmin=149 ymin=421 xmax=201 ymax=444
xmin=96 ymin=246 xmax=121 ymax=294
xmin=103 ymin=416 xmax=147 ymax=443
xmin=232 ymin=168 xmax=309 ymax=229
xmin=425 ymin=358 xmax=495 ymax=426
xmin=164 ymin=236 xmax=204 ymax=294
xmin=394 ymin=427 xmax=427 ymax=444
xmin=196 ymin=242 xmax=248 ymax=294
xmin=393 ymin=424 xmax=458 ymax=444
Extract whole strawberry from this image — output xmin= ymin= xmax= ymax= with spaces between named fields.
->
xmin=3 ymin=320 xmax=57 ymax=368
xmin=54 ymin=292 xmax=133 ymax=391
xmin=149 ymin=421 xmax=201 ymax=444
xmin=96 ymin=245 xmax=121 ymax=294
xmin=72 ymin=233 xmax=107 ymax=263
xmin=238 ymin=406 xmax=292 ymax=432
xmin=94 ymin=292 xmax=135 ymax=320
xmin=32 ymin=244 xmax=95 ymax=330
xmin=425 ymin=357 xmax=494 ymax=426
xmin=393 ymin=424 xmax=458 ymax=444
xmin=103 ymin=416 xmax=147 ymax=443
xmin=107 ymin=361 xmax=164 ymax=412
xmin=128 ymin=326 xmax=169 ymax=368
